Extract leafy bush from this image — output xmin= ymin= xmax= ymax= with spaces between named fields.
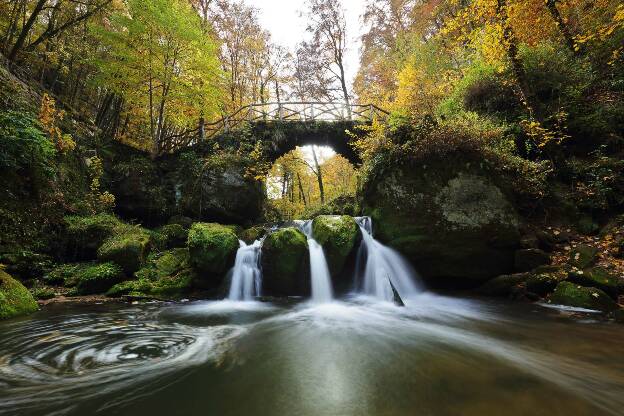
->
xmin=0 ymin=110 xmax=56 ymax=176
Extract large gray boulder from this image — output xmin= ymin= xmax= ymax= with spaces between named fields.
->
xmin=362 ymin=157 xmax=520 ymax=288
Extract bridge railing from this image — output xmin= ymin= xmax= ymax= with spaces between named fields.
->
xmin=158 ymin=102 xmax=389 ymax=155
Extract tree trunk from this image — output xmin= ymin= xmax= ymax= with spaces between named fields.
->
xmin=545 ymin=0 xmax=577 ymax=54
xmin=8 ymin=0 xmax=47 ymax=61
xmin=311 ymin=146 xmax=325 ymax=204
xmin=297 ymin=173 xmax=307 ymax=206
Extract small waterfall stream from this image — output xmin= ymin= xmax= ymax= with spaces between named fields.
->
xmin=295 ymin=220 xmax=334 ymax=303
xmin=227 ymin=240 xmax=263 ymax=301
xmin=355 ymin=217 xmax=421 ymax=303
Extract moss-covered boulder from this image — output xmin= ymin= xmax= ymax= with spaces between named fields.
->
xmin=568 ymin=267 xmax=619 ymax=299
xmin=107 ymin=249 xmax=194 ymax=298
xmin=514 ymin=249 xmax=551 ymax=272
xmin=30 ymin=286 xmax=56 ymax=300
xmin=97 ymin=226 xmax=152 ymax=275
xmin=261 ymin=227 xmax=309 ymax=296
xmin=311 ymin=215 xmax=360 ymax=277
xmin=549 ymin=281 xmax=618 ymax=312
xmin=152 ymin=224 xmax=188 ymax=250
xmin=239 ymin=225 xmax=269 ymax=245
xmin=187 ymin=223 xmax=239 ymax=284
xmin=525 ymin=271 xmax=561 ymax=296
xmin=362 ymin=159 xmax=520 ymax=288
xmin=72 ymin=262 xmax=125 ymax=295
xmin=0 ymin=270 xmax=38 ymax=320
xmin=64 ymin=214 xmax=122 ymax=260
xmin=569 ymin=245 xmax=599 ymax=269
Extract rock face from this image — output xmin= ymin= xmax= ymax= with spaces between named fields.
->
xmin=261 ymin=227 xmax=309 ymax=296
xmin=311 ymin=215 xmax=360 ymax=278
xmin=97 ymin=226 xmax=152 ymax=275
xmin=182 ymin=166 xmax=265 ymax=225
xmin=549 ymin=281 xmax=618 ymax=312
xmin=568 ymin=267 xmax=619 ymax=299
xmin=0 ymin=270 xmax=38 ymax=320
xmin=362 ymin=159 xmax=520 ymax=287
xmin=187 ymin=223 xmax=239 ymax=285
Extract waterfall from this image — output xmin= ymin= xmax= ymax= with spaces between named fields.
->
xmin=354 ymin=217 xmax=421 ymax=303
xmin=295 ymin=220 xmax=334 ymax=303
xmin=227 ymin=240 xmax=263 ymax=301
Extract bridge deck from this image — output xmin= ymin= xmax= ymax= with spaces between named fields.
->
xmin=159 ymin=102 xmax=388 ymax=155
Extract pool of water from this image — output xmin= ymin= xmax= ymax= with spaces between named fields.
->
xmin=1 ymin=294 xmax=623 ymax=416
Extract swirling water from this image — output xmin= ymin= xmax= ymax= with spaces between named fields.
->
xmin=1 ymin=297 xmax=624 ymax=416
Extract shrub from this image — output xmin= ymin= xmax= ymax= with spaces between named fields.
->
xmin=0 ymin=110 xmax=56 ymax=176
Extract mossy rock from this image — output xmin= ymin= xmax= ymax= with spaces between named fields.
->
xmin=568 ymin=267 xmax=619 ymax=299
xmin=549 ymin=281 xmax=618 ymax=313
xmin=0 ymin=250 xmax=53 ymax=281
xmin=64 ymin=214 xmax=123 ymax=260
xmin=569 ymin=245 xmax=599 ymax=269
xmin=311 ymin=215 xmax=360 ymax=277
xmin=525 ymin=272 xmax=561 ymax=296
xmin=152 ymin=224 xmax=188 ymax=250
xmin=0 ymin=270 xmax=38 ymax=320
xmin=168 ymin=215 xmax=194 ymax=229
xmin=187 ymin=223 xmax=239 ymax=283
xmin=97 ymin=226 xmax=152 ymax=275
xmin=45 ymin=263 xmax=86 ymax=286
xmin=261 ymin=227 xmax=309 ymax=296
xmin=362 ymin=159 xmax=520 ymax=288
xmin=73 ymin=262 xmax=125 ymax=295
xmin=477 ymin=273 xmax=527 ymax=296
xmin=108 ymin=249 xmax=194 ymax=299
xmin=30 ymin=286 xmax=55 ymax=300
xmin=239 ymin=226 xmax=269 ymax=244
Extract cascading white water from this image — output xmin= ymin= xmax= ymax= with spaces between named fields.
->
xmin=295 ymin=220 xmax=334 ymax=303
xmin=227 ymin=240 xmax=263 ymax=301
xmin=355 ymin=217 xmax=421 ymax=303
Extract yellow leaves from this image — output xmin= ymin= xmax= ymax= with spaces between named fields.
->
xmin=39 ymin=93 xmax=76 ymax=153
xmin=87 ymin=156 xmax=115 ymax=214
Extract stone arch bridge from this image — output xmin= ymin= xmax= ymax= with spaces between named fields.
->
xmin=159 ymin=102 xmax=389 ymax=164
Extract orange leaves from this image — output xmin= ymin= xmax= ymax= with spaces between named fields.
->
xmin=38 ymin=94 xmax=76 ymax=154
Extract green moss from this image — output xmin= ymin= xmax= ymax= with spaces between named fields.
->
xmin=187 ymin=223 xmax=239 ymax=276
xmin=569 ymin=245 xmax=599 ymax=269
xmin=64 ymin=214 xmax=123 ymax=259
xmin=97 ymin=226 xmax=152 ymax=274
xmin=550 ymin=281 xmax=618 ymax=313
xmin=568 ymin=267 xmax=619 ymax=299
xmin=0 ymin=270 xmax=38 ymax=320
xmin=73 ymin=262 xmax=125 ymax=295
xmin=107 ymin=249 xmax=194 ymax=298
xmin=44 ymin=263 xmax=84 ymax=286
xmin=525 ymin=272 xmax=561 ymax=296
xmin=0 ymin=250 xmax=53 ymax=280
xmin=30 ymin=286 xmax=55 ymax=300
xmin=152 ymin=224 xmax=188 ymax=250
xmin=261 ymin=227 xmax=308 ymax=296
xmin=239 ymin=225 xmax=268 ymax=244
xmin=312 ymin=215 xmax=360 ymax=276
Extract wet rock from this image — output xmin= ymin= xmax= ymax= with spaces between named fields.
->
xmin=187 ymin=223 xmax=238 ymax=285
xmin=311 ymin=215 xmax=360 ymax=277
xmin=569 ymin=245 xmax=599 ymax=269
xmin=568 ymin=267 xmax=619 ymax=299
xmin=525 ymin=272 xmax=561 ymax=296
xmin=514 ymin=249 xmax=551 ymax=272
xmin=261 ymin=227 xmax=308 ymax=296
xmin=549 ymin=281 xmax=618 ymax=313
xmin=477 ymin=273 xmax=527 ymax=296
xmin=0 ymin=270 xmax=38 ymax=320
xmin=97 ymin=226 xmax=152 ymax=275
